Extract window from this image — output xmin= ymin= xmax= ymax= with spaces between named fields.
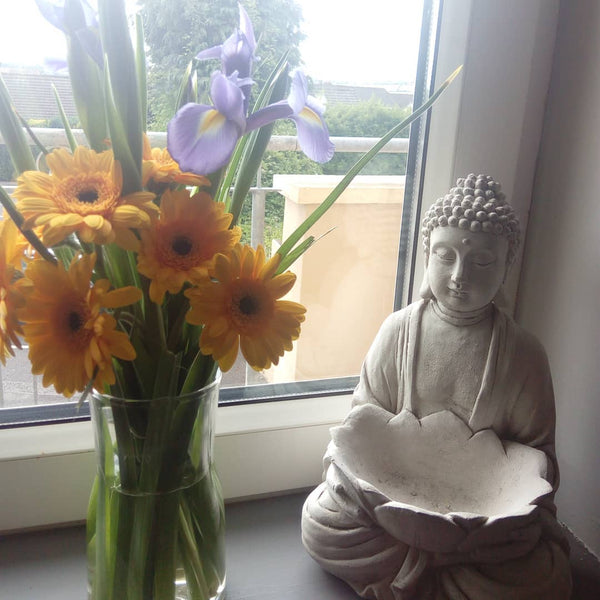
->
xmin=0 ymin=0 xmax=559 ymax=531
xmin=0 ymin=0 xmax=429 ymax=424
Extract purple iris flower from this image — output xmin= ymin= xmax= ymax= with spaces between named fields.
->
xmin=196 ymin=4 xmax=256 ymax=110
xmin=246 ymin=70 xmax=335 ymax=163
xmin=35 ymin=0 xmax=102 ymax=67
xmin=168 ymin=72 xmax=248 ymax=175
xmin=35 ymin=0 xmax=98 ymax=32
xmin=168 ymin=68 xmax=334 ymax=175
xmin=283 ymin=70 xmax=335 ymax=163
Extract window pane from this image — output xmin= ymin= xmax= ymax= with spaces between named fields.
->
xmin=221 ymin=0 xmax=426 ymax=388
xmin=0 ymin=0 xmax=429 ymax=419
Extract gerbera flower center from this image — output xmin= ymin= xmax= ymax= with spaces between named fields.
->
xmin=58 ymin=299 xmax=93 ymax=349
xmin=77 ymin=189 xmax=99 ymax=204
xmin=67 ymin=310 xmax=84 ymax=332
xmin=238 ymin=294 xmax=259 ymax=315
xmin=57 ymin=175 xmax=118 ymax=215
xmin=229 ymin=281 xmax=274 ymax=333
xmin=171 ymin=235 xmax=193 ymax=256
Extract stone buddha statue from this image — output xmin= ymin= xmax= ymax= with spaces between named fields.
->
xmin=301 ymin=175 xmax=572 ymax=599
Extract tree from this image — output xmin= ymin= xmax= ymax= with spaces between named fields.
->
xmin=140 ymin=0 xmax=304 ymax=130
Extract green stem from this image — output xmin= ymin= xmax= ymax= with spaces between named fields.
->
xmin=178 ymin=500 xmax=211 ymax=599
xmin=152 ymin=492 xmax=180 ymax=598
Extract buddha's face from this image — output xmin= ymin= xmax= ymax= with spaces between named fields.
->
xmin=427 ymin=227 xmax=508 ymax=313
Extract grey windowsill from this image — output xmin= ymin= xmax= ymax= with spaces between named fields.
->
xmin=0 ymin=491 xmax=599 ymax=599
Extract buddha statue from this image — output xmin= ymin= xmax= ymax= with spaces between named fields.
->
xmin=301 ymin=175 xmax=572 ymax=599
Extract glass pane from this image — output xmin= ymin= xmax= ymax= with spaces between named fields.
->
xmin=0 ymin=0 xmax=426 ymax=416
xmin=222 ymin=0 xmax=426 ymax=388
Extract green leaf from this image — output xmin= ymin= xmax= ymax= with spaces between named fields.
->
xmin=277 ymin=65 xmax=463 ymax=261
xmin=0 ymin=186 xmax=56 ymax=264
xmin=18 ymin=114 xmax=49 ymax=156
xmin=52 ymin=83 xmax=78 ymax=152
xmin=63 ymin=0 xmax=107 ymax=151
xmin=103 ymin=60 xmax=142 ymax=194
xmin=98 ymin=0 xmax=143 ymax=194
xmin=175 ymin=60 xmax=198 ymax=111
xmin=135 ymin=14 xmax=148 ymax=133
xmin=0 ymin=74 xmax=35 ymax=174
xmin=228 ymin=59 xmax=290 ymax=226
xmin=276 ymin=236 xmax=314 ymax=273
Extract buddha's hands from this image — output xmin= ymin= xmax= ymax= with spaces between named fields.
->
xmin=431 ymin=508 xmax=542 ymax=566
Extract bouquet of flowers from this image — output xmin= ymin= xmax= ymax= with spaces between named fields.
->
xmin=0 ymin=1 xmax=458 ymax=598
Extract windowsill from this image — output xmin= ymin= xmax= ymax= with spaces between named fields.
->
xmin=1 ymin=490 xmax=599 ymax=600
xmin=0 ymin=394 xmax=354 ymax=532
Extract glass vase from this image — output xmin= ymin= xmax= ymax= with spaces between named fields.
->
xmin=87 ymin=375 xmax=225 ymax=600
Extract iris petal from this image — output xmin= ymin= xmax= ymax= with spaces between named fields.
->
xmin=167 ymin=102 xmax=241 ymax=175
xmin=245 ymin=101 xmax=293 ymax=132
xmin=286 ymin=70 xmax=334 ymax=163
xmin=196 ymin=45 xmax=223 ymax=61
xmin=291 ymin=99 xmax=335 ymax=163
xmin=287 ymin=69 xmax=308 ymax=114
xmin=210 ymin=72 xmax=246 ymax=129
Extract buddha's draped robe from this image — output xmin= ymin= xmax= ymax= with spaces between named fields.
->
xmin=302 ymin=300 xmax=572 ymax=600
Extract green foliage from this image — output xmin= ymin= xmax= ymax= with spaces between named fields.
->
xmin=140 ymin=0 xmax=304 ymax=131
xmin=323 ymin=99 xmax=410 ymax=176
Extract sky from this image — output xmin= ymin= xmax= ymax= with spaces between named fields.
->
xmin=0 ymin=0 xmax=424 ymax=87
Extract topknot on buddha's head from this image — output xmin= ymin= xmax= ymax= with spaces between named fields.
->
xmin=421 ymin=174 xmax=521 ymax=265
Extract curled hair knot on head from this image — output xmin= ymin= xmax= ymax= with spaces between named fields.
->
xmin=421 ymin=174 xmax=521 ymax=265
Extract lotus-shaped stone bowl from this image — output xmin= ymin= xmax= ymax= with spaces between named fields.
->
xmin=326 ymin=404 xmax=553 ymax=554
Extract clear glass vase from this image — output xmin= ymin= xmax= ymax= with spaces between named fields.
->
xmin=87 ymin=375 xmax=225 ymax=600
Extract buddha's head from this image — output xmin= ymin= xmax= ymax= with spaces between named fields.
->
xmin=421 ymin=174 xmax=520 ymax=313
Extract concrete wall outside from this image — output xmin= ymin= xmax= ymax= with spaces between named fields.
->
xmin=268 ymin=175 xmax=404 ymax=383
xmin=517 ymin=0 xmax=600 ymax=556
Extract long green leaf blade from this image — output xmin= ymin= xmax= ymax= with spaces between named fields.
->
xmin=63 ymin=0 xmax=107 ymax=151
xmin=277 ymin=65 xmax=463 ymax=260
xmin=0 ymin=75 xmax=35 ymax=174
xmin=175 ymin=60 xmax=198 ymax=112
xmin=98 ymin=0 xmax=143 ymax=194
xmin=135 ymin=14 xmax=147 ymax=133
xmin=51 ymin=84 xmax=78 ymax=152
xmin=103 ymin=60 xmax=142 ymax=193
xmin=0 ymin=186 xmax=56 ymax=264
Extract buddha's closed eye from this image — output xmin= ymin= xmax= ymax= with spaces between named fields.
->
xmin=434 ymin=248 xmax=455 ymax=262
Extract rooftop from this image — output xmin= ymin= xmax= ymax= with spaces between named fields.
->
xmin=313 ymin=81 xmax=413 ymax=108
xmin=0 ymin=69 xmax=77 ymax=121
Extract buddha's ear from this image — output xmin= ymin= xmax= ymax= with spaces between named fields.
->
xmin=419 ymin=260 xmax=434 ymax=300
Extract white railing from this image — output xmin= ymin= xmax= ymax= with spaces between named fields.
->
xmin=0 ymin=130 xmax=409 ymax=409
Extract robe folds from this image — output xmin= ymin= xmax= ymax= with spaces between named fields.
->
xmin=302 ymin=300 xmax=572 ymax=600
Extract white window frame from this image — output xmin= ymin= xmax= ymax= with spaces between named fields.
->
xmin=0 ymin=0 xmax=559 ymax=532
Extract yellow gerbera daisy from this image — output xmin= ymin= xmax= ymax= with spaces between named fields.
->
xmin=137 ymin=189 xmax=241 ymax=304
xmin=142 ymin=134 xmax=210 ymax=189
xmin=185 ymin=244 xmax=306 ymax=372
xmin=13 ymin=146 xmax=158 ymax=250
xmin=0 ymin=220 xmax=25 ymax=363
xmin=19 ymin=253 xmax=142 ymax=397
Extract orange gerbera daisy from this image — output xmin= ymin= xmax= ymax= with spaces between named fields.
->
xmin=137 ymin=189 xmax=241 ymax=304
xmin=142 ymin=134 xmax=210 ymax=189
xmin=185 ymin=244 xmax=306 ymax=372
xmin=19 ymin=253 xmax=141 ymax=397
xmin=0 ymin=220 xmax=25 ymax=364
xmin=13 ymin=146 xmax=158 ymax=250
